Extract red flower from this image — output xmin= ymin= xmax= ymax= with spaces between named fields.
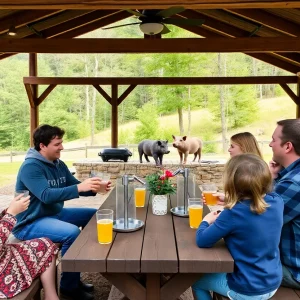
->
xmin=165 ymin=170 xmax=173 ymax=178
xmin=160 ymin=175 xmax=166 ymax=180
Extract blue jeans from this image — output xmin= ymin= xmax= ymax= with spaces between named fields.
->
xmin=282 ymin=264 xmax=300 ymax=289
xmin=192 ymin=273 xmax=278 ymax=300
xmin=14 ymin=207 xmax=97 ymax=290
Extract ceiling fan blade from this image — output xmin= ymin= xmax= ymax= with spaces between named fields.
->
xmin=156 ymin=6 xmax=185 ymax=18
xmin=164 ymin=18 xmax=205 ymax=26
xmin=126 ymin=9 xmax=145 ymax=17
xmin=102 ymin=22 xmax=141 ymax=30
xmin=161 ymin=25 xmax=171 ymax=34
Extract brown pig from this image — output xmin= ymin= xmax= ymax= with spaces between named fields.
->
xmin=172 ymin=135 xmax=202 ymax=164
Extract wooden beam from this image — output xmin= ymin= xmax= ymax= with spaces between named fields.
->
xmin=1 ymin=1 xmax=300 ymax=9
xmin=280 ymin=83 xmax=300 ymax=105
xmin=118 ymin=84 xmax=137 ymax=105
xmin=36 ymin=84 xmax=57 ymax=105
xmin=3 ymin=37 xmax=300 ymax=53
xmin=0 ymin=10 xmax=60 ymax=35
xmin=24 ymin=76 xmax=298 ymax=85
xmin=111 ymin=84 xmax=118 ymax=148
xmin=228 ymin=9 xmax=300 ymax=36
xmin=297 ymin=73 xmax=300 ymax=118
xmin=93 ymin=85 xmax=111 ymax=104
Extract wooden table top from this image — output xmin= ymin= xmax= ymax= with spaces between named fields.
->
xmin=62 ymin=187 xmax=234 ymax=274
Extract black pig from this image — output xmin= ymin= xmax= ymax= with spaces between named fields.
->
xmin=138 ymin=140 xmax=170 ymax=166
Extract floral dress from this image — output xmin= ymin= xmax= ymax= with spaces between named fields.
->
xmin=0 ymin=209 xmax=58 ymax=299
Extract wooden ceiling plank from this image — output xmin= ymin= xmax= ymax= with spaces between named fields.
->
xmin=280 ymin=83 xmax=300 ymax=104
xmin=1 ymin=1 xmax=300 ymax=9
xmin=36 ymin=84 xmax=57 ymax=105
xmin=228 ymin=9 xmax=300 ymax=36
xmin=93 ymin=85 xmax=111 ymax=104
xmin=118 ymin=84 xmax=137 ymax=105
xmin=24 ymin=76 xmax=298 ymax=85
xmin=0 ymin=10 xmax=60 ymax=35
xmin=2 ymin=37 xmax=300 ymax=53
xmin=0 ymin=10 xmax=93 ymax=38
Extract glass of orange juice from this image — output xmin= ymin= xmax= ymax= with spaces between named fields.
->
xmin=188 ymin=198 xmax=203 ymax=229
xmin=96 ymin=209 xmax=113 ymax=244
xmin=201 ymin=183 xmax=218 ymax=206
xmin=134 ymin=184 xmax=146 ymax=207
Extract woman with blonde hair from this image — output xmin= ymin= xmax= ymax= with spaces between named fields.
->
xmin=192 ymin=154 xmax=283 ymax=300
xmin=228 ymin=132 xmax=263 ymax=158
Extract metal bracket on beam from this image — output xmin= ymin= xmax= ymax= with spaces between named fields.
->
xmin=26 ymin=24 xmax=43 ymax=38
xmin=249 ymin=24 xmax=262 ymax=37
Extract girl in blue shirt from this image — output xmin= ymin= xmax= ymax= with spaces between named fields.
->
xmin=192 ymin=154 xmax=283 ymax=300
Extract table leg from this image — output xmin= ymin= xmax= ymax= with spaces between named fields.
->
xmin=146 ymin=274 xmax=160 ymax=300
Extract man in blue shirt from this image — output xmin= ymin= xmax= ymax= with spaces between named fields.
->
xmin=269 ymin=119 xmax=300 ymax=289
xmin=14 ymin=125 xmax=111 ymax=300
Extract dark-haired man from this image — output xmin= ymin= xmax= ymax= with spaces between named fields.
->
xmin=13 ymin=124 xmax=110 ymax=300
xmin=269 ymin=119 xmax=300 ymax=290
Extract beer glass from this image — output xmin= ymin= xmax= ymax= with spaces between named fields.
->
xmin=188 ymin=198 xmax=203 ymax=229
xmin=14 ymin=190 xmax=29 ymax=200
xmin=201 ymin=183 xmax=218 ymax=206
xmin=134 ymin=184 xmax=146 ymax=207
xmin=96 ymin=209 xmax=113 ymax=244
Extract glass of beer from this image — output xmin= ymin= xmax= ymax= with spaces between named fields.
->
xmin=201 ymin=183 xmax=218 ymax=206
xmin=96 ymin=209 xmax=113 ymax=244
xmin=15 ymin=190 xmax=29 ymax=200
xmin=188 ymin=198 xmax=203 ymax=229
xmin=135 ymin=184 xmax=146 ymax=207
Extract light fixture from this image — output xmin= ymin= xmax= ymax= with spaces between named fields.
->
xmin=139 ymin=23 xmax=164 ymax=35
xmin=7 ymin=25 xmax=17 ymax=36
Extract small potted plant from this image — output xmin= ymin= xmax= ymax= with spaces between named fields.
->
xmin=146 ymin=170 xmax=176 ymax=215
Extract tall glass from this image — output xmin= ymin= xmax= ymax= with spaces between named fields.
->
xmin=14 ymin=190 xmax=29 ymax=200
xmin=201 ymin=183 xmax=218 ymax=206
xmin=96 ymin=209 xmax=113 ymax=244
xmin=135 ymin=184 xmax=146 ymax=207
xmin=188 ymin=198 xmax=203 ymax=229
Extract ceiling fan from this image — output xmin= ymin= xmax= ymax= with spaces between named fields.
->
xmin=102 ymin=7 xmax=205 ymax=35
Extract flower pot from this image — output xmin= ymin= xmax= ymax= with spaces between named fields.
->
xmin=152 ymin=194 xmax=168 ymax=215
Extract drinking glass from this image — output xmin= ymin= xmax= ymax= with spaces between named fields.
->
xmin=201 ymin=183 xmax=218 ymax=206
xmin=90 ymin=171 xmax=103 ymax=178
xmin=14 ymin=190 xmax=29 ymax=200
xmin=134 ymin=184 xmax=146 ymax=207
xmin=188 ymin=198 xmax=203 ymax=229
xmin=96 ymin=209 xmax=113 ymax=244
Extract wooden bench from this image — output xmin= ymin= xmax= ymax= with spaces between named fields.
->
xmin=7 ymin=235 xmax=61 ymax=300
xmin=213 ymin=287 xmax=300 ymax=300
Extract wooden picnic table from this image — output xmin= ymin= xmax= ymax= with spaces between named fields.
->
xmin=62 ymin=187 xmax=234 ymax=300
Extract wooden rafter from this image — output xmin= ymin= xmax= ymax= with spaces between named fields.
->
xmin=36 ymin=84 xmax=57 ymax=105
xmin=3 ymin=37 xmax=300 ymax=53
xmin=24 ymin=76 xmax=298 ymax=85
xmin=118 ymin=84 xmax=137 ymax=105
xmin=1 ymin=1 xmax=300 ymax=9
xmin=93 ymin=85 xmax=111 ymax=104
xmin=280 ymin=83 xmax=300 ymax=105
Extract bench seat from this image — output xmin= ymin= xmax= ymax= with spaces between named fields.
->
xmin=213 ymin=286 xmax=300 ymax=300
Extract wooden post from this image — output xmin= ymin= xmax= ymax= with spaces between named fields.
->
xmin=111 ymin=84 xmax=118 ymax=148
xmin=29 ymin=53 xmax=38 ymax=146
xmin=297 ymin=73 xmax=300 ymax=118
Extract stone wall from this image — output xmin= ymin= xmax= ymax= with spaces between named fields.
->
xmin=74 ymin=160 xmax=225 ymax=190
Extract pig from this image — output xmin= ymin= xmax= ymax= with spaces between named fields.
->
xmin=172 ymin=135 xmax=202 ymax=164
xmin=138 ymin=140 xmax=170 ymax=166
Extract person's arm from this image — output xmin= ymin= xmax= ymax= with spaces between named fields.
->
xmin=196 ymin=209 xmax=233 ymax=248
xmin=20 ymin=163 xmax=79 ymax=204
xmin=274 ymin=179 xmax=300 ymax=224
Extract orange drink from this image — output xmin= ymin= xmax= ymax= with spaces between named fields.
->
xmin=97 ymin=219 xmax=113 ymax=244
xmin=96 ymin=209 xmax=113 ymax=244
xmin=202 ymin=191 xmax=218 ymax=206
xmin=188 ymin=198 xmax=203 ymax=229
xmin=135 ymin=187 xmax=146 ymax=207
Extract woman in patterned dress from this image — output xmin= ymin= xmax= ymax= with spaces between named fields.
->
xmin=0 ymin=194 xmax=59 ymax=299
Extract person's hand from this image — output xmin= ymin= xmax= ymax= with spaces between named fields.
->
xmin=269 ymin=160 xmax=283 ymax=179
xmin=77 ymin=177 xmax=102 ymax=193
xmin=203 ymin=192 xmax=225 ymax=206
xmin=202 ymin=210 xmax=221 ymax=225
xmin=7 ymin=194 xmax=30 ymax=216
xmin=97 ymin=180 xmax=112 ymax=194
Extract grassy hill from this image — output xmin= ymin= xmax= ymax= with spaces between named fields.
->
xmin=64 ymin=95 xmax=297 ymax=153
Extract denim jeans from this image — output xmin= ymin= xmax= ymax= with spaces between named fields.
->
xmin=14 ymin=207 xmax=97 ymax=290
xmin=192 ymin=273 xmax=277 ymax=300
xmin=282 ymin=264 xmax=300 ymax=289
